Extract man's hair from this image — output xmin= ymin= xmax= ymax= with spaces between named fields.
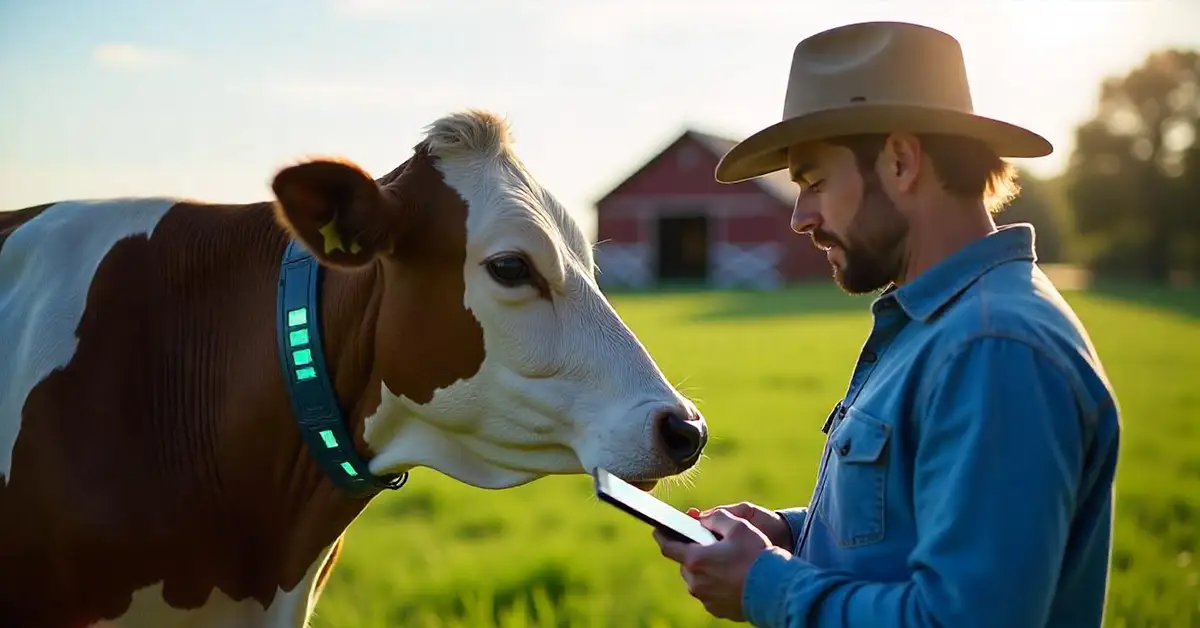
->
xmin=826 ymin=133 xmax=1021 ymax=214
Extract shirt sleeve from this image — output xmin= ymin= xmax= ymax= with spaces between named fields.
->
xmin=775 ymin=506 xmax=807 ymax=552
xmin=741 ymin=334 xmax=1090 ymax=628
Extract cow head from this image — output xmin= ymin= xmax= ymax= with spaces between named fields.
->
xmin=270 ymin=110 xmax=707 ymax=491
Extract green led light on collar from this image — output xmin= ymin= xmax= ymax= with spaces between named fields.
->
xmin=275 ymin=240 xmax=408 ymax=497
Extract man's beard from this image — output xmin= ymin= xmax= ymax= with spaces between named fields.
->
xmin=812 ymin=173 xmax=909 ymax=295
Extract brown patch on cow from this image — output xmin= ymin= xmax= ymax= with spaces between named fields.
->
xmin=0 ymin=202 xmax=56 ymax=252
xmin=374 ymin=144 xmax=486 ymax=404
xmin=272 ymin=144 xmax=486 ymax=406
xmin=0 ymin=144 xmax=486 ymax=625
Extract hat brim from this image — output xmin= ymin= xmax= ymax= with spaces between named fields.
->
xmin=714 ymin=104 xmax=1053 ymax=184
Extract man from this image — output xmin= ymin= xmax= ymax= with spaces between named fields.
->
xmin=652 ymin=21 xmax=1121 ymax=628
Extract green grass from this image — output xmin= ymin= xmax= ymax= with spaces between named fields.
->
xmin=310 ymin=282 xmax=1200 ymax=628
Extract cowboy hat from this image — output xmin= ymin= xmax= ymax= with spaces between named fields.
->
xmin=715 ymin=21 xmax=1053 ymax=184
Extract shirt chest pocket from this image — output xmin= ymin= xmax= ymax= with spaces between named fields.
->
xmin=815 ymin=407 xmax=892 ymax=548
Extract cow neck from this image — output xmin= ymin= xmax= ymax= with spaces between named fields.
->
xmin=276 ymin=240 xmax=409 ymax=499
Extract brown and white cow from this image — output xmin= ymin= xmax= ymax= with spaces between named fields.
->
xmin=0 ymin=110 xmax=708 ymax=627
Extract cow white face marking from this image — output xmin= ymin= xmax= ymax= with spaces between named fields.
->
xmin=0 ymin=199 xmax=175 ymax=484
xmin=362 ymin=112 xmax=708 ymax=490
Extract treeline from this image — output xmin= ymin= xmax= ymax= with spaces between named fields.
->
xmin=996 ymin=48 xmax=1200 ymax=283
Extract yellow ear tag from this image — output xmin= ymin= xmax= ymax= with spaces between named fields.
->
xmin=320 ymin=218 xmax=363 ymax=256
xmin=318 ymin=219 xmax=345 ymax=254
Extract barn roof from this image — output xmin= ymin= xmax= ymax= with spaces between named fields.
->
xmin=592 ymin=127 xmax=798 ymax=209
xmin=686 ymin=130 xmax=798 ymax=207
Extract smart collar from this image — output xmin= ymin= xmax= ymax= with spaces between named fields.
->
xmin=276 ymin=240 xmax=408 ymax=498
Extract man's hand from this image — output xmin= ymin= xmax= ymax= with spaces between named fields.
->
xmin=653 ymin=508 xmax=788 ymax=622
xmin=688 ymin=502 xmax=793 ymax=553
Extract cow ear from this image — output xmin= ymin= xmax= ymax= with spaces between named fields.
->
xmin=271 ymin=159 xmax=397 ymax=268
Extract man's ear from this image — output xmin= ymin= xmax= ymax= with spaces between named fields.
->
xmin=271 ymin=158 xmax=398 ymax=268
xmin=881 ymin=133 xmax=923 ymax=195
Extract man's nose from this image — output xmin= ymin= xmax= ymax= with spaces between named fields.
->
xmin=791 ymin=200 xmax=820 ymax=235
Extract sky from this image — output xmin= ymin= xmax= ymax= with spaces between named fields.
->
xmin=3 ymin=0 xmax=1199 ymax=238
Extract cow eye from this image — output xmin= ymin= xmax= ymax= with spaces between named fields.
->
xmin=485 ymin=254 xmax=534 ymax=287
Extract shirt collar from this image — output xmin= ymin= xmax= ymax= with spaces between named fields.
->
xmin=874 ymin=224 xmax=1038 ymax=322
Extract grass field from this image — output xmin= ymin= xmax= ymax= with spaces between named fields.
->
xmin=310 ymin=281 xmax=1200 ymax=628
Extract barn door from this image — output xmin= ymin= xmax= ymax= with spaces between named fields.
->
xmin=656 ymin=215 xmax=709 ymax=283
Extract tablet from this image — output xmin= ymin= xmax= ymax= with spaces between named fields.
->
xmin=593 ymin=467 xmax=719 ymax=546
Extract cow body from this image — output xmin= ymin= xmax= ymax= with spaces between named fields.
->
xmin=1 ymin=198 xmax=358 ymax=627
xmin=0 ymin=111 xmax=708 ymax=627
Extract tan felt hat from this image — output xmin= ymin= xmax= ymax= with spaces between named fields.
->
xmin=715 ymin=21 xmax=1053 ymax=184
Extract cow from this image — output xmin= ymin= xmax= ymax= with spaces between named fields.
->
xmin=0 ymin=109 xmax=709 ymax=627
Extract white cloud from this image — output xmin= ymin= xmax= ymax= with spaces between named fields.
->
xmin=91 ymin=43 xmax=182 ymax=71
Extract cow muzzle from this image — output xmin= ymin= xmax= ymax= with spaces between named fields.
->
xmin=652 ymin=403 xmax=708 ymax=470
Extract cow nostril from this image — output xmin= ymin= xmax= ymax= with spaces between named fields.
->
xmin=656 ymin=409 xmax=707 ymax=467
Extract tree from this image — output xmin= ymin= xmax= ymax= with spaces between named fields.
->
xmin=996 ymin=169 xmax=1072 ymax=264
xmin=1063 ymin=48 xmax=1200 ymax=281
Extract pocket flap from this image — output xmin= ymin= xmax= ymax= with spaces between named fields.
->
xmin=831 ymin=408 xmax=891 ymax=464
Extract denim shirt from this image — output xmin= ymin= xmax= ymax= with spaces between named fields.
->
xmin=742 ymin=225 xmax=1122 ymax=628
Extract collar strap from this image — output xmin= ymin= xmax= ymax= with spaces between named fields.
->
xmin=276 ymin=240 xmax=408 ymax=499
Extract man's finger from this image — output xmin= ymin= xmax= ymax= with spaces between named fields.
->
xmin=653 ymin=530 xmax=690 ymax=563
xmin=700 ymin=508 xmax=748 ymax=537
xmin=699 ymin=503 xmax=732 ymax=517
xmin=701 ymin=502 xmax=751 ymax=519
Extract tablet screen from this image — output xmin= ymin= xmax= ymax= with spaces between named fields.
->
xmin=594 ymin=468 xmax=718 ymax=545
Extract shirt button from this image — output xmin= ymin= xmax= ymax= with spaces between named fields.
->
xmin=839 ymin=440 xmax=852 ymax=456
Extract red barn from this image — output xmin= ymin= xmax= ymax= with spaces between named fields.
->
xmin=592 ymin=128 xmax=828 ymax=290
